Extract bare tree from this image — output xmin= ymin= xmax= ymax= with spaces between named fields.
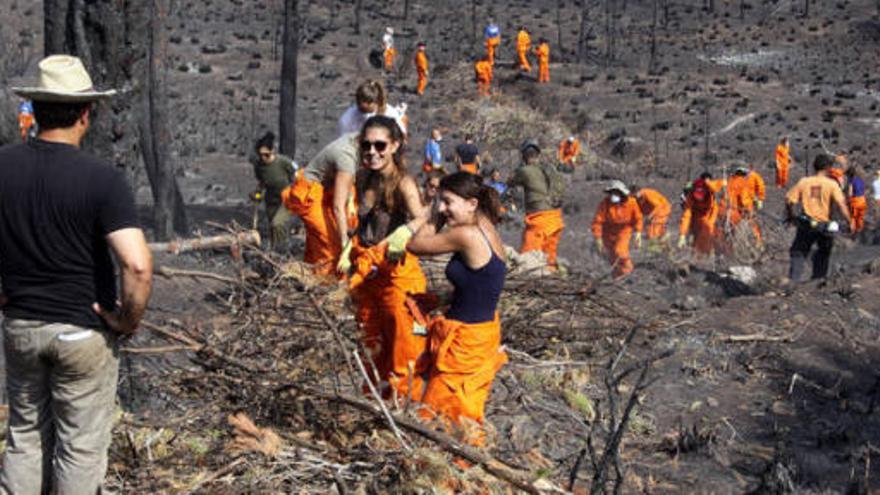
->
xmin=649 ymin=0 xmax=658 ymax=74
xmin=577 ymin=0 xmax=592 ymax=65
xmin=353 ymin=0 xmax=363 ymax=34
xmin=556 ymin=0 xmax=564 ymax=60
xmin=280 ymin=0 xmax=299 ymax=156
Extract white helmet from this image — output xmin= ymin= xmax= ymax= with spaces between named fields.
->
xmin=604 ymin=180 xmax=630 ymax=196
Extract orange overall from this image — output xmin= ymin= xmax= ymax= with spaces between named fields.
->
xmin=534 ymin=42 xmax=550 ymax=82
xmin=348 ymin=238 xmax=428 ymax=401
xmin=460 ymin=163 xmax=478 ymax=174
xmin=18 ymin=113 xmax=33 ymax=141
xmin=726 ymin=174 xmax=762 ymax=243
xmin=485 ymin=36 xmax=500 ymax=65
xmin=281 ymin=170 xmax=355 ymax=276
xmin=850 ymin=194 xmax=867 ymax=234
xmin=592 ymin=196 xmax=643 ymax=277
xmin=521 ymin=208 xmax=565 ymax=267
xmin=827 ymin=167 xmax=845 ymax=187
xmin=636 ymin=188 xmax=671 ymax=240
xmin=474 ymin=60 xmax=493 ymax=97
xmin=415 ymin=51 xmax=429 ymax=95
xmin=384 ymin=47 xmax=397 ymax=71
xmin=558 ymin=139 xmax=580 ymax=167
xmin=679 ymin=180 xmax=723 ymax=255
xmin=748 ymin=170 xmax=766 ymax=206
xmin=516 ymin=30 xmax=532 ymax=72
xmin=775 ymin=143 xmax=790 ymax=188
xmin=419 ymin=314 xmax=508 ymax=446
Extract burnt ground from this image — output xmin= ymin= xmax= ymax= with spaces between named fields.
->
xmin=4 ymin=0 xmax=880 ymax=493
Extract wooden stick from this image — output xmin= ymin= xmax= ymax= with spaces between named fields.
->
xmin=723 ymin=334 xmax=793 ymax=343
xmin=148 ymin=231 xmax=260 ymax=255
xmin=141 ymin=321 xmax=267 ymax=373
xmin=121 ymin=345 xmax=198 ymax=354
xmin=155 ymin=265 xmax=239 ymax=284
xmin=184 ymin=456 xmax=246 ymax=494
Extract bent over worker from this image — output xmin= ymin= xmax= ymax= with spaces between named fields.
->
xmin=338 ymin=116 xmax=430 ymax=401
xmin=474 ymin=57 xmax=493 ymax=97
xmin=678 ymin=172 xmax=725 ymax=256
xmin=507 ymin=140 xmax=566 ymax=269
xmin=415 ymin=42 xmax=429 ymax=95
xmin=592 ymin=181 xmax=643 ymax=277
xmin=251 ymin=132 xmax=297 ymax=252
xmin=632 ymin=185 xmax=671 ymax=248
xmin=534 ymin=38 xmax=550 ymax=83
xmin=785 ymin=154 xmax=851 ymax=281
xmin=408 ymin=172 xmax=508 ymax=446
xmin=282 ymin=133 xmax=358 ymax=275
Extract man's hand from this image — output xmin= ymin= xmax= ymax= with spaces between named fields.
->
xmin=92 ymin=301 xmax=137 ymax=335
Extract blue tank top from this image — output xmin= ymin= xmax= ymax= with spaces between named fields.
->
xmin=851 ymin=176 xmax=866 ymax=197
xmin=445 ymin=229 xmax=506 ymax=324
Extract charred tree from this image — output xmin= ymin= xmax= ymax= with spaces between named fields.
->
xmin=403 ymin=0 xmax=411 ymax=22
xmin=648 ymin=0 xmax=658 ymax=74
xmin=280 ymin=0 xmax=299 ymax=156
xmin=353 ymin=0 xmax=362 ymax=34
xmin=577 ymin=0 xmax=591 ymax=65
xmin=556 ymin=0 xmax=564 ymax=61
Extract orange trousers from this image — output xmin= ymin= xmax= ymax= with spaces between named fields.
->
xmin=417 ymin=72 xmax=428 ymax=95
xmin=418 ymin=314 xmax=507 ymax=446
xmin=517 ymin=49 xmax=531 ymax=72
xmin=521 ymin=209 xmax=564 ymax=267
xmin=349 ymin=239 xmax=428 ymax=401
xmin=384 ymin=47 xmax=396 ymax=71
xmin=538 ymin=62 xmax=549 ymax=82
xmin=18 ymin=114 xmax=33 ymax=141
xmin=691 ymin=214 xmax=717 ymax=255
xmin=775 ymin=165 xmax=788 ymax=188
xmin=486 ymin=38 xmax=500 ymax=65
xmin=460 ymin=163 xmax=478 ymax=174
xmin=477 ymin=78 xmax=491 ymax=96
xmin=281 ymin=172 xmax=349 ymax=275
xmin=851 ymin=196 xmax=867 ymax=234
xmin=645 ymin=212 xmax=670 ymax=240
xmin=601 ymin=231 xmax=633 ymax=277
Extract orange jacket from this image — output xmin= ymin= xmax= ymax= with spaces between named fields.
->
xmin=534 ymin=43 xmax=550 ymax=63
xmin=727 ymin=174 xmax=755 ymax=211
xmin=415 ymin=51 xmax=429 ymax=74
xmin=474 ymin=60 xmax=493 ymax=82
xmin=516 ymin=30 xmax=531 ymax=52
xmin=775 ymin=144 xmax=790 ymax=169
xmin=636 ymin=188 xmax=671 ymax=217
xmin=679 ymin=179 xmax=724 ymax=235
xmin=591 ymin=196 xmax=643 ymax=239
xmin=827 ymin=167 xmax=845 ymax=186
xmin=558 ymin=139 xmax=580 ymax=164
xmin=747 ymin=171 xmax=765 ymax=201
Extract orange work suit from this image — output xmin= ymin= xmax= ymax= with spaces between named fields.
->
xmin=281 ymin=170 xmax=355 ymax=276
xmin=591 ymin=196 xmax=643 ymax=277
xmin=18 ymin=113 xmax=33 ymax=141
xmin=636 ymin=188 xmax=671 ymax=240
xmin=474 ymin=60 xmax=493 ymax=97
xmin=748 ymin=170 xmax=766 ymax=205
xmin=384 ymin=47 xmax=397 ymax=71
xmin=534 ymin=42 xmax=550 ymax=82
xmin=418 ymin=313 xmax=508 ymax=446
xmin=459 ymin=163 xmax=478 ymax=174
xmin=485 ymin=36 xmax=500 ymax=65
xmin=415 ymin=51 xmax=429 ymax=95
xmin=347 ymin=238 xmax=428 ymax=401
xmin=725 ymin=175 xmax=762 ymax=243
xmin=521 ymin=208 xmax=564 ymax=267
xmin=558 ymin=139 xmax=580 ymax=167
xmin=775 ymin=143 xmax=790 ymax=188
xmin=516 ymin=30 xmax=532 ymax=72
xmin=850 ymin=195 xmax=867 ymax=234
xmin=827 ymin=167 xmax=845 ymax=187
xmin=679 ymin=180 xmax=723 ymax=255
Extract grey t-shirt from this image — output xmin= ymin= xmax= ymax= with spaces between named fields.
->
xmin=303 ymin=133 xmax=359 ymax=184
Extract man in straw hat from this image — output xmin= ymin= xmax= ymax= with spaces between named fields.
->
xmin=0 ymin=55 xmax=152 ymax=493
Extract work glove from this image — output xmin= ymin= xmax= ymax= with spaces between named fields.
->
xmin=594 ymin=238 xmax=604 ymax=253
xmin=677 ymin=235 xmax=687 ymax=249
xmin=336 ymin=239 xmax=353 ymax=274
xmin=250 ymin=190 xmax=264 ymax=202
xmin=634 ymin=233 xmax=643 ymax=251
xmin=385 ymin=225 xmax=414 ymax=263
xmin=756 ymin=199 xmax=764 ymax=210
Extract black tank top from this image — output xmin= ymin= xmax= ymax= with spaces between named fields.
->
xmin=445 ymin=228 xmax=506 ymax=323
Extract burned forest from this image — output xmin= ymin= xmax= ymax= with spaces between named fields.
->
xmin=3 ymin=0 xmax=880 ymax=493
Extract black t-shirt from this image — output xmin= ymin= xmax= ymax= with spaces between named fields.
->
xmin=455 ymin=143 xmax=479 ymax=164
xmin=0 ymin=140 xmax=139 ymax=329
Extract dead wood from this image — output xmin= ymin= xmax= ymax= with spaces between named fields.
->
xmin=148 ymin=231 xmax=261 ymax=255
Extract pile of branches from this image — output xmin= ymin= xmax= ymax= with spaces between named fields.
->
xmin=108 ymin=225 xmax=679 ymax=494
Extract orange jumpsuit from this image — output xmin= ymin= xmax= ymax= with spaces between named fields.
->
xmin=591 ymin=196 xmax=643 ymax=277
xmin=850 ymin=181 xmax=868 ymax=234
xmin=827 ymin=167 xmax=845 ymax=187
xmin=384 ymin=47 xmax=397 ymax=71
xmin=474 ymin=60 xmax=493 ymax=96
xmin=281 ymin=170 xmax=354 ymax=276
xmin=636 ymin=188 xmax=671 ymax=240
xmin=485 ymin=36 xmax=500 ymax=65
xmin=725 ymin=175 xmax=762 ymax=243
xmin=347 ymin=238 xmax=428 ymax=401
xmin=415 ymin=51 xmax=429 ymax=95
xmin=748 ymin=170 xmax=766 ymax=206
xmin=18 ymin=113 xmax=33 ymax=141
xmin=419 ymin=313 xmax=508 ymax=446
xmin=679 ymin=179 xmax=723 ymax=255
xmin=534 ymin=42 xmax=550 ymax=82
xmin=558 ymin=139 xmax=580 ymax=167
xmin=516 ymin=30 xmax=532 ymax=72
xmin=521 ymin=209 xmax=565 ymax=267
xmin=775 ymin=143 xmax=790 ymax=188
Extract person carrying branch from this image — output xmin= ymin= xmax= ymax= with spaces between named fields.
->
xmin=407 ymin=172 xmax=508 ymax=446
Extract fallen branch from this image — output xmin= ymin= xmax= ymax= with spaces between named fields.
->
xmin=141 ymin=321 xmax=268 ymax=373
xmin=723 ymin=333 xmax=793 ymax=343
xmin=155 ymin=265 xmax=240 ymax=284
xmin=149 ymin=231 xmax=260 ymax=255
xmin=184 ymin=456 xmax=246 ymax=495
xmin=121 ymin=344 xmax=198 ymax=354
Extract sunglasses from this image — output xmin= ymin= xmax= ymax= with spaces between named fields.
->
xmin=360 ymin=140 xmax=389 ymax=153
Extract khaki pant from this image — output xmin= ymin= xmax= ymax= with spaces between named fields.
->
xmin=0 ymin=319 xmax=119 ymax=495
xmin=266 ymin=202 xmax=291 ymax=252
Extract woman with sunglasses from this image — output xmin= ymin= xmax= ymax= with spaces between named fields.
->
xmin=339 ymin=115 xmax=429 ymax=401
xmin=406 ymin=172 xmax=508 ymax=445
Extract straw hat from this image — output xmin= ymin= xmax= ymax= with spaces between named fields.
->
xmin=604 ymin=180 xmax=630 ymax=196
xmin=12 ymin=55 xmax=116 ymax=102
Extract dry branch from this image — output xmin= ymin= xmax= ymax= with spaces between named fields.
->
xmin=148 ymin=231 xmax=260 ymax=255
xmin=155 ymin=265 xmax=240 ymax=284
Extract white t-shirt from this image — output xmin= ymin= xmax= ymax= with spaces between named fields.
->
xmin=872 ymin=178 xmax=880 ymax=201
xmin=382 ymin=33 xmax=394 ymax=50
xmin=336 ymin=103 xmax=407 ymax=137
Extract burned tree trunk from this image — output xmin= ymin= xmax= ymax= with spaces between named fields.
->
xmin=649 ymin=0 xmax=658 ymax=74
xmin=280 ymin=0 xmax=299 ymax=156
xmin=556 ymin=0 xmax=564 ymax=61
xmin=353 ymin=0 xmax=362 ymax=34
xmin=577 ymin=0 xmax=591 ymax=65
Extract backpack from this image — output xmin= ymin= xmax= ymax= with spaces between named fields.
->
xmin=539 ymin=162 xmax=567 ymax=208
